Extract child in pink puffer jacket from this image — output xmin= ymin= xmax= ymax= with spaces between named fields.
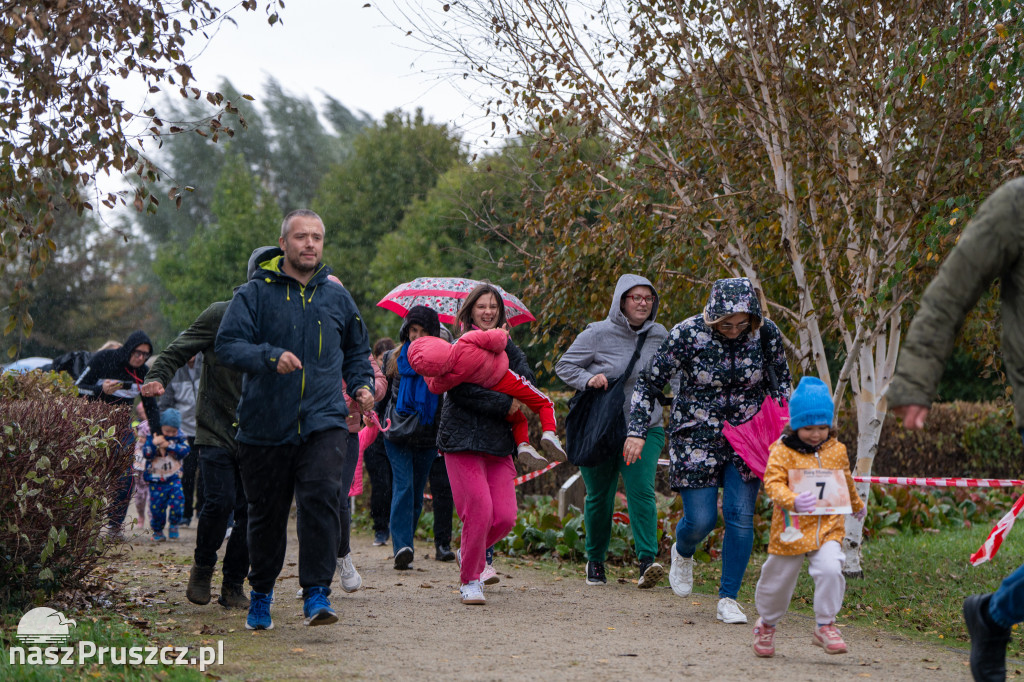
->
xmin=408 ymin=328 xmax=565 ymax=468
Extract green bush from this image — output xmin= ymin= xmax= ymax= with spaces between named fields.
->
xmin=0 ymin=372 xmax=132 ymax=605
xmin=841 ymin=401 xmax=1020 ymax=479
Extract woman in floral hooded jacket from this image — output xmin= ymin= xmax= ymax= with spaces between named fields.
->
xmin=625 ymin=277 xmax=791 ymax=625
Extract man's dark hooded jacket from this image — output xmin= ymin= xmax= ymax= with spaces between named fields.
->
xmin=215 ymin=249 xmax=374 ymax=446
xmin=75 ymin=330 xmax=161 ymax=428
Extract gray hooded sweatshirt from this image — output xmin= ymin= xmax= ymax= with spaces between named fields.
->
xmin=555 ymin=274 xmax=669 ymax=427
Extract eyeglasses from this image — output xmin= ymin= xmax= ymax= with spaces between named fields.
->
xmin=131 ymin=350 xmax=152 ymax=359
xmin=717 ymin=321 xmax=750 ymax=332
xmin=626 ymin=295 xmax=654 ymax=305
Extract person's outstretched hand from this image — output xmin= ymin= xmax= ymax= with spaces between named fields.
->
xmin=140 ymin=381 xmax=165 ymax=398
xmin=892 ymin=404 xmax=929 ymax=430
xmin=794 ymin=491 xmax=817 ymax=514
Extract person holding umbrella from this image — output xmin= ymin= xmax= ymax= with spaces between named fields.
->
xmin=436 ymin=283 xmax=535 ymax=604
xmin=624 ymin=277 xmax=791 ymax=624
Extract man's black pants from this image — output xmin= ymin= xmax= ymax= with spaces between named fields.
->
xmin=194 ymin=445 xmax=249 ymax=585
xmin=239 ymin=428 xmax=346 ymax=595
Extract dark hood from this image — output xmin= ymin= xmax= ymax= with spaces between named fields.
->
xmin=702 ymin=277 xmax=764 ymax=330
xmin=116 ymin=330 xmax=154 ymax=367
xmin=251 ymin=250 xmax=332 ymax=288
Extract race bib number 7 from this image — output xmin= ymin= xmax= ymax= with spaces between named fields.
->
xmin=788 ymin=468 xmax=853 ymax=515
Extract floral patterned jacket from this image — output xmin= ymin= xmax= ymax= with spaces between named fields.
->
xmin=627 ymin=278 xmax=792 ymax=489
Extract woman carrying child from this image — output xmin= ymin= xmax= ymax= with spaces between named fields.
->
xmin=752 ymin=376 xmax=866 ymax=657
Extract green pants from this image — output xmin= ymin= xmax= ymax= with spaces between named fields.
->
xmin=580 ymin=427 xmax=665 ymax=562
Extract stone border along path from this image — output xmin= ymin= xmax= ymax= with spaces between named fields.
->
xmin=106 ymin=513 xmax=976 ymax=681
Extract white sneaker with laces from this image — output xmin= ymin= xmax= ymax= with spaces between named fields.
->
xmin=460 ymin=580 xmax=486 ymax=605
xmin=517 ymin=443 xmax=549 ymax=472
xmin=540 ymin=431 xmax=566 ymax=461
xmin=337 ymin=553 xmax=362 ymax=593
xmin=717 ymin=597 xmax=748 ymax=624
xmin=669 ymin=544 xmax=694 ymax=597
xmin=480 ymin=564 xmax=500 ymax=585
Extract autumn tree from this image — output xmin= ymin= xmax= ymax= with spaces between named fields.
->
xmin=314 ymin=109 xmax=464 ymax=316
xmin=0 ymin=0 xmax=283 ymax=355
xmin=400 ymin=0 xmax=1024 ymax=572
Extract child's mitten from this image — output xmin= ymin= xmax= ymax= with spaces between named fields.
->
xmin=794 ymin=491 xmax=817 ymax=514
xmin=852 ymin=507 xmax=867 ymax=521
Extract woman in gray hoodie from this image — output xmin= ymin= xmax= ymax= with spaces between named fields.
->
xmin=555 ymin=274 xmax=669 ymax=589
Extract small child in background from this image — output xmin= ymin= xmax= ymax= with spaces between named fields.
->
xmin=752 ymin=376 xmax=866 ymax=658
xmin=408 ymin=328 xmax=566 ymax=471
xmin=143 ymin=408 xmax=190 ymax=542
xmin=131 ymin=403 xmax=150 ymax=529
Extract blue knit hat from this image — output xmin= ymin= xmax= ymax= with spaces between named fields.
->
xmin=788 ymin=377 xmax=834 ymax=430
xmin=161 ymin=408 xmax=182 ymax=430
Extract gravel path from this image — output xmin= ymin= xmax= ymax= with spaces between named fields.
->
xmin=107 ymin=512 xmax=977 ymax=681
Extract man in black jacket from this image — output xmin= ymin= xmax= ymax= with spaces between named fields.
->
xmin=216 ymin=210 xmax=374 ymax=631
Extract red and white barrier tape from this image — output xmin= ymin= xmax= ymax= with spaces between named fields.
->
xmin=424 ymin=460 xmax=561 ymax=500
xmin=852 ymin=476 xmax=1024 ymax=487
xmin=514 ymin=461 xmax=560 ymax=485
xmin=971 ymin=492 xmax=1024 ymax=565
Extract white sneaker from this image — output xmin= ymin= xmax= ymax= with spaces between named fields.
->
xmin=516 ymin=443 xmax=549 ymax=472
xmin=295 ymin=587 xmax=304 ymax=600
xmin=460 ymin=580 xmax=486 ymax=605
xmin=337 ymin=553 xmax=362 ymax=593
xmin=480 ymin=564 xmax=500 ymax=585
xmin=540 ymin=431 xmax=566 ymax=461
xmin=717 ymin=597 xmax=748 ymax=624
xmin=669 ymin=544 xmax=694 ymax=597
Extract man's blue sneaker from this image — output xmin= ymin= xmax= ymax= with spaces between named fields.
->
xmin=303 ymin=586 xmax=338 ymax=626
xmin=246 ymin=590 xmax=274 ymax=630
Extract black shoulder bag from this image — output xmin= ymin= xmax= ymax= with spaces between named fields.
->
xmin=564 ymin=330 xmax=650 ymax=467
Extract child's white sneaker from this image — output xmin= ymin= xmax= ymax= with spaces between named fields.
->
xmin=517 ymin=443 xmax=549 ymax=472
xmin=460 ymin=580 xmax=486 ymax=605
xmin=540 ymin=431 xmax=566 ymax=461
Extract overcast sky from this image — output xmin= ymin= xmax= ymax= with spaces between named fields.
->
xmin=148 ymin=1 xmax=504 ymax=153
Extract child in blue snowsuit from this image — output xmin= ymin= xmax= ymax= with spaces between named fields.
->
xmin=143 ymin=408 xmax=190 ymax=541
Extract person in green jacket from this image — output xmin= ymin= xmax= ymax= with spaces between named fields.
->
xmin=889 ymin=177 xmax=1024 ymax=682
xmin=143 ymin=297 xmax=250 ymax=611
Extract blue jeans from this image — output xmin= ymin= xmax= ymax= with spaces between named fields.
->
xmin=383 ymin=439 xmax=438 ymax=555
xmin=674 ymin=462 xmax=760 ymax=599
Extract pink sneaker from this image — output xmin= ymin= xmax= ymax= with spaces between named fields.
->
xmin=480 ymin=564 xmax=500 ymax=585
xmin=752 ymin=618 xmax=776 ymax=657
xmin=812 ymin=624 xmax=848 ymax=654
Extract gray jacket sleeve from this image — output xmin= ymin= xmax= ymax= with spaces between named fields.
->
xmin=555 ymin=327 xmax=598 ymax=391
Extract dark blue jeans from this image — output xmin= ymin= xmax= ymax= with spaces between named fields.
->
xmin=194 ymin=445 xmax=249 ymax=585
xmin=238 ymin=428 xmax=347 ymax=594
xmin=383 ymin=439 xmax=437 ymax=555
xmin=988 ymin=428 xmax=1024 ymax=627
xmin=674 ymin=462 xmax=760 ymax=600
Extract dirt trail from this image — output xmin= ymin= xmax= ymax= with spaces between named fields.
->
xmin=108 ymin=515 xmax=973 ymax=681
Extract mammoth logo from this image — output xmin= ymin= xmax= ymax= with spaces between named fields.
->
xmin=17 ymin=607 xmax=77 ymax=646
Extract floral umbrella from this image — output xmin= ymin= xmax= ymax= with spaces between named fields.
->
xmin=722 ymin=395 xmax=789 ymax=480
xmin=377 ymin=276 xmax=536 ymax=327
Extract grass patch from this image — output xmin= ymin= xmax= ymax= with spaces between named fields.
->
xmin=0 ymin=607 xmax=206 ymax=681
